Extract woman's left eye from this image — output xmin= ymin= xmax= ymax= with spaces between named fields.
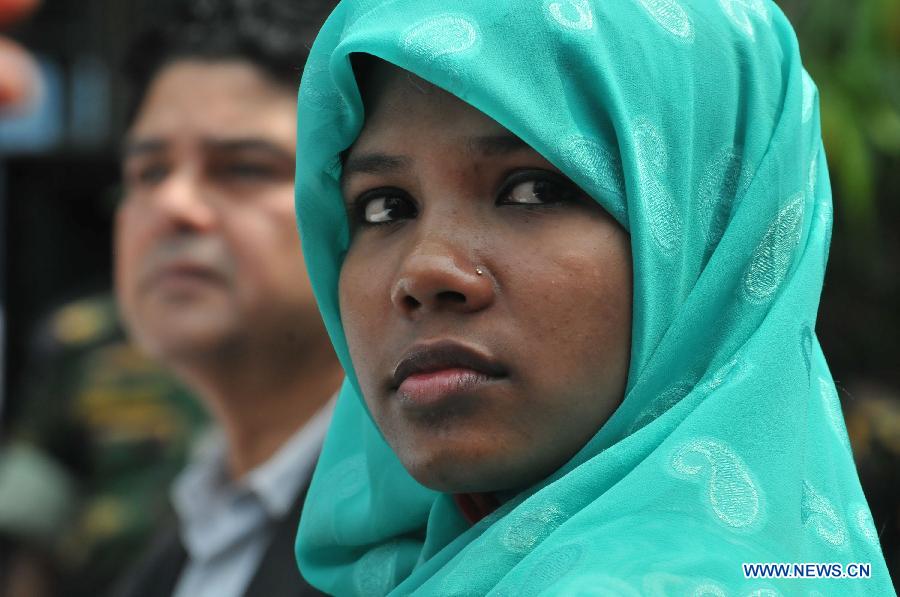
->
xmin=499 ymin=173 xmax=582 ymax=206
xmin=354 ymin=191 xmax=417 ymax=226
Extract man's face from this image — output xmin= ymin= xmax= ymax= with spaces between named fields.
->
xmin=116 ymin=60 xmax=319 ymax=364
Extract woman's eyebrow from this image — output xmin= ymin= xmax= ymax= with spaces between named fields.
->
xmin=468 ymin=133 xmax=529 ymax=156
xmin=343 ymin=152 xmax=412 ymax=177
xmin=341 ymin=134 xmax=527 ymax=182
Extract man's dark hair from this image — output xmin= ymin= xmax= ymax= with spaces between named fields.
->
xmin=123 ymin=0 xmax=337 ymax=123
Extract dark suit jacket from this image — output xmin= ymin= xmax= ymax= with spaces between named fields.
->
xmin=110 ymin=486 xmax=325 ymax=597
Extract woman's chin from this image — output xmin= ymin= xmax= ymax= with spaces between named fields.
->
xmin=400 ymin=446 xmax=545 ymax=495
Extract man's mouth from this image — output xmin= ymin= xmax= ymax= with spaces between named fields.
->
xmin=142 ymin=261 xmax=227 ymax=292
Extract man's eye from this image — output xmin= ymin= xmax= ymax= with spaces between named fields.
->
xmin=500 ymin=172 xmax=581 ymax=206
xmin=357 ymin=192 xmax=417 ymax=225
xmin=130 ymin=164 xmax=169 ymax=186
xmin=217 ymin=162 xmax=278 ymax=181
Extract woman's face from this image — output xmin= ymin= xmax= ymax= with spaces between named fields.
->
xmin=339 ymin=63 xmax=633 ymax=494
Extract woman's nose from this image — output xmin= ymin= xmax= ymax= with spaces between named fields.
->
xmin=390 ymin=241 xmax=495 ymax=318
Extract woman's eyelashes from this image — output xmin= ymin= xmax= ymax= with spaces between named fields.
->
xmin=498 ymin=170 xmax=584 ymax=206
xmin=348 ymin=170 xmax=585 ymax=227
xmin=353 ymin=189 xmax=418 ymax=226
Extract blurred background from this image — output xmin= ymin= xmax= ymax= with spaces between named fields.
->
xmin=0 ymin=0 xmax=897 ymax=594
xmin=1 ymin=0 xmax=188 ymax=420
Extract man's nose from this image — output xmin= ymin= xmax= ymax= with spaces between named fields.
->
xmin=389 ymin=237 xmax=495 ymax=319
xmin=151 ymin=170 xmax=217 ymax=232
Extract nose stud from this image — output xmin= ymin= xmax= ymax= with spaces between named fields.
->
xmin=475 ymin=267 xmax=484 ymax=276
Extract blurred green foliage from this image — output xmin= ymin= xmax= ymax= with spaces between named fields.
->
xmin=779 ymin=0 xmax=900 ymax=234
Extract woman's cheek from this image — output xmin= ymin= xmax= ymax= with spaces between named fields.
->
xmin=338 ymin=261 xmax=365 ymax=353
xmin=339 ymin=256 xmax=384 ymax=388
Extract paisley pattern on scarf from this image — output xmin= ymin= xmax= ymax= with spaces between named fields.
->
xmin=717 ymin=0 xmax=771 ymax=39
xmin=634 ymin=117 xmax=683 ymax=253
xmin=402 ymin=14 xmax=479 ymax=62
xmin=742 ymin=192 xmax=805 ymax=304
xmin=638 ymin=0 xmax=694 ymax=41
xmin=696 ymin=145 xmax=750 ymax=253
xmin=670 ymin=437 xmax=762 ymax=529
xmin=561 ymin=135 xmax=627 ymax=219
xmin=819 ymin=377 xmax=852 ymax=452
xmin=801 ymin=480 xmax=848 ymax=547
xmin=546 ymin=0 xmax=594 ymax=31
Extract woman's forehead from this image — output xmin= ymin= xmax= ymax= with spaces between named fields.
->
xmin=355 ymin=59 xmax=514 ymax=149
xmin=355 ymin=55 xmax=436 ymax=104
xmin=359 ymin=61 xmax=457 ymax=119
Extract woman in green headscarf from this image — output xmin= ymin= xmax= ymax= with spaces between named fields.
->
xmin=293 ymin=0 xmax=893 ymax=594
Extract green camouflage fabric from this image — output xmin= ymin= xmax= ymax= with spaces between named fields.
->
xmin=0 ymin=294 xmax=208 ymax=596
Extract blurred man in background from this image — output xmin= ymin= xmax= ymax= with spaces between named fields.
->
xmin=1 ymin=3 xmax=201 ymax=597
xmin=1 ymin=1 xmax=341 ymax=596
xmin=111 ymin=1 xmax=340 ymax=596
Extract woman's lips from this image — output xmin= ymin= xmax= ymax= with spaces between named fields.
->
xmin=396 ymin=368 xmax=497 ymax=406
xmin=391 ymin=340 xmax=508 ymax=408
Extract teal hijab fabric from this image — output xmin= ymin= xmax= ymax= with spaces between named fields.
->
xmin=294 ymin=1 xmax=893 ymax=594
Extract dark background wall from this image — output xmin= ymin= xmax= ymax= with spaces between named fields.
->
xmin=1 ymin=0 xmax=185 ymax=422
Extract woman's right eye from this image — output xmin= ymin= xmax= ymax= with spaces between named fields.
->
xmin=355 ymin=191 xmax=417 ymax=225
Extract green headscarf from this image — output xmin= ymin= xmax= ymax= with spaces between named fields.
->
xmin=294 ymin=1 xmax=893 ymax=594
